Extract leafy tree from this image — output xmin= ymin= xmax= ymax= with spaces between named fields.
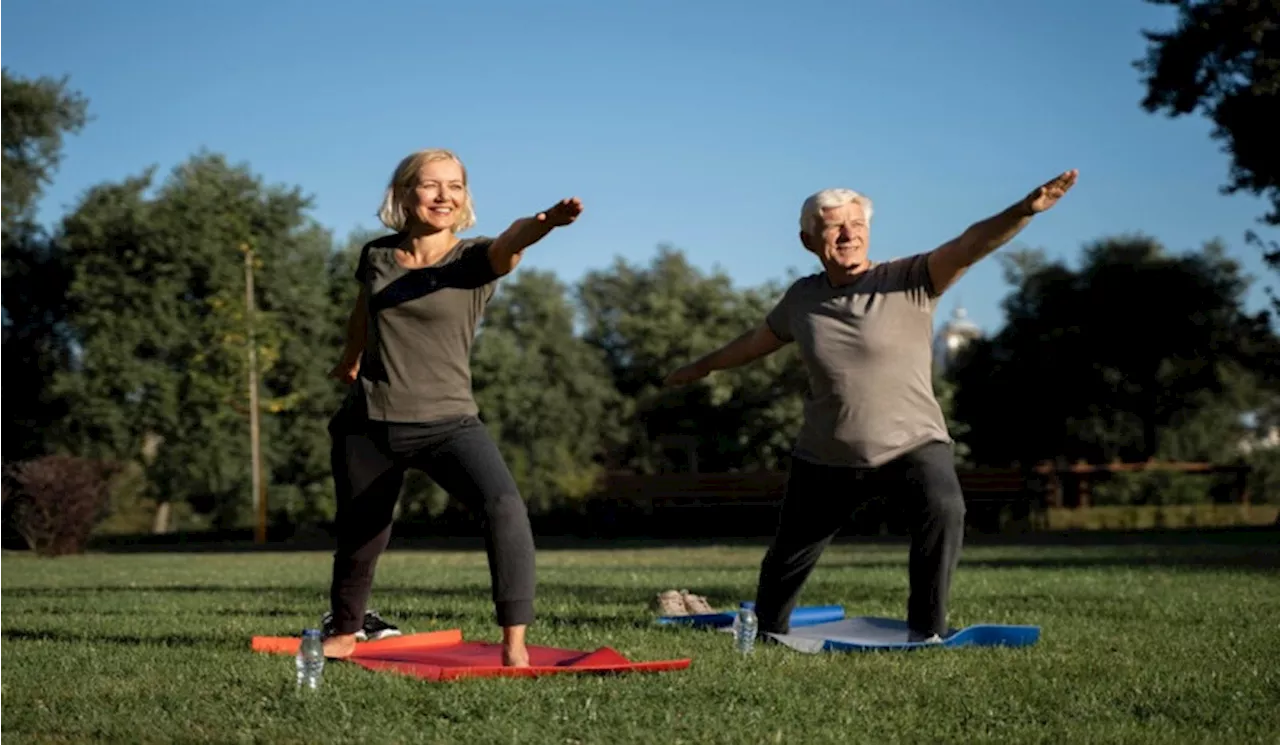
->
xmin=1136 ymin=0 xmax=1280 ymax=314
xmin=471 ymin=270 xmax=622 ymax=511
xmin=1136 ymin=0 xmax=1280 ymax=226
xmin=578 ymin=246 xmax=805 ymax=473
xmin=53 ymin=153 xmax=337 ymax=529
xmin=2 ymin=70 xmax=89 ymax=462
xmin=1 ymin=68 xmax=89 ymax=233
xmin=950 ymin=235 xmax=1280 ymax=502
xmin=932 ymin=372 xmax=971 ymax=467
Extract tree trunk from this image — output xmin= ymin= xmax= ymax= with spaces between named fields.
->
xmin=152 ymin=500 xmax=171 ymax=534
xmin=140 ymin=431 xmax=169 ymax=534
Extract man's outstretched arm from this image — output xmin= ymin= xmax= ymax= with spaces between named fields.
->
xmin=927 ymin=169 xmax=1078 ymax=294
xmin=663 ymin=323 xmax=787 ymax=387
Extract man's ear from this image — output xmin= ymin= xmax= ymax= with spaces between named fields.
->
xmin=799 ymin=230 xmax=816 ymax=254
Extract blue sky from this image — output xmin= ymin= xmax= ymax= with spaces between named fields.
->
xmin=6 ymin=0 xmax=1276 ymax=334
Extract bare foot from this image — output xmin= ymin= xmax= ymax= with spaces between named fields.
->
xmin=322 ymin=633 xmax=357 ymax=659
xmin=502 ymin=643 xmax=530 ymax=668
xmin=501 ymin=624 xmax=530 ymax=667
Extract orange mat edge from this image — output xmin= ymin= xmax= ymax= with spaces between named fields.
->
xmin=250 ymin=628 xmax=464 ymax=655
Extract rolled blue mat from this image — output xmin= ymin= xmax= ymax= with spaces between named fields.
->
xmin=738 ymin=602 xmax=846 ymax=627
xmin=655 ymin=611 xmax=735 ymax=627
xmin=658 ymin=604 xmax=846 ymax=628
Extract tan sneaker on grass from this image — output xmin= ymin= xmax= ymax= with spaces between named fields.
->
xmin=680 ymin=590 xmax=716 ymax=615
xmin=653 ymin=589 xmax=688 ymax=616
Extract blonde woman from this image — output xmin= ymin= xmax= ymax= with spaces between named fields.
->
xmin=322 ymin=148 xmax=582 ymax=666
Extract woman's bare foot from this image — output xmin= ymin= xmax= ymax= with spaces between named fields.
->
xmin=501 ymin=624 xmax=530 ymax=668
xmin=502 ymin=645 xmax=530 ymax=667
xmin=322 ymin=633 xmax=358 ymax=659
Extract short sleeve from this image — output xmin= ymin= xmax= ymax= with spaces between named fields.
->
xmin=454 ymin=239 xmax=501 ymax=290
xmin=881 ymin=253 xmax=938 ymax=309
xmin=906 ymin=253 xmax=938 ymax=297
xmin=354 ymin=242 xmax=373 ymax=284
xmin=765 ymin=282 xmax=797 ymax=342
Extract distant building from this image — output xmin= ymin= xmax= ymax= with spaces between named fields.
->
xmin=1238 ymin=425 xmax=1280 ymax=455
xmin=933 ymin=306 xmax=983 ymax=373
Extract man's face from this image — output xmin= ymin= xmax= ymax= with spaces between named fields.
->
xmin=802 ymin=201 xmax=869 ymax=271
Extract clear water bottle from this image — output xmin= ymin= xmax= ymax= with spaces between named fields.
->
xmin=296 ymin=629 xmax=325 ymax=689
xmin=732 ymin=607 xmax=758 ymax=654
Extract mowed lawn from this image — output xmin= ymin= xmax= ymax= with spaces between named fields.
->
xmin=3 ymin=533 xmax=1278 ymax=744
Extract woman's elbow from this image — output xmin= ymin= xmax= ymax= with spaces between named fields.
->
xmin=489 ymin=251 xmax=520 ymax=277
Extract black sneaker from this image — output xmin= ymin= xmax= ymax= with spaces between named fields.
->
xmin=321 ymin=610 xmax=363 ymax=641
xmin=320 ymin=610 xmax=402 ymax=641
xmin=360 ymin=610 xmax=402 ymax=641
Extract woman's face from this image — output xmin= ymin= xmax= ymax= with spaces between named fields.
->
xmin=409 ymin=158 xmax=467 ymax=231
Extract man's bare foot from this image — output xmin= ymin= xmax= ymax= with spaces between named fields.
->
xmin=322 ymin=633 xmax=357 ymax=659
xmin=501 ymin=624 xmax=530 ymax=667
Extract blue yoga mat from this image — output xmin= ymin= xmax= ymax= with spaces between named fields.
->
xmin=656 ymin=604 xmax=845 ymax=628
xmin=767 ymin=615 xmax=1041 ymax=653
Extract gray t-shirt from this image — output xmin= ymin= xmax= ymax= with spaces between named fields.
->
xmin=765 ymin=253 xmax=951 ymax=468
xmin=354 ymin=234 xmax=499 ymax=423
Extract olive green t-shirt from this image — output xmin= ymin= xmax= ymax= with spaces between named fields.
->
xmin=354 ymin=233 xmax=499 ymax=423
xmin=765 ymin=253 xmax=952 ymax=468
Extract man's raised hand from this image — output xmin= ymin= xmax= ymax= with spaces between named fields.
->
xmin=1021 ymin=169 xmax=1078 ymax=215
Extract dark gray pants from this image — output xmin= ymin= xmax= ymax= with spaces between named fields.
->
xmin=752 ymin=441 xmax=966 ymax=637
xmin=327 ymin=411 xmax=536 ymax=634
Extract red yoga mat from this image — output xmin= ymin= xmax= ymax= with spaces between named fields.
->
xmin=251 ymin=630 xmax=692 ymax=682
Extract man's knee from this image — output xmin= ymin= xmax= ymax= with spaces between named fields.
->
xmin=909 ymin=446 xmax=966 ymax=528
xmin=485 ymin=489 xmax=530 ymax=526
xmin=933 ymin=489 xmax=966 ymax=530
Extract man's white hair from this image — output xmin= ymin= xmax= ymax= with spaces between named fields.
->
xmin=799 ymin=188 xmax=874 ymax=235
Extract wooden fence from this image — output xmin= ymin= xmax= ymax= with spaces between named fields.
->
xmin=580 ymin=461 xmax=1253 ymax=536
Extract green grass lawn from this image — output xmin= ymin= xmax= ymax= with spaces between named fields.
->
xmin=3 ymin=533 xmax=1279 ymax=744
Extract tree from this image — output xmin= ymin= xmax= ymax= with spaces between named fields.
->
xmin=1 ymin=68 xmax=89 ymax=233
xmin=932 ymin=372 xmax=971 ymax=467
xmin=2 ymin=70 xmax=90 ymax=462
xmin=1136 ymin=0 xmax=1280 ymax=317
xmin=471 ymin=270 xmax=622 ymax=512
xmin=1136 ymin=0 xmax=1280 ymax=226
xmin=53 ymin=153 xmax=338 ymax=529
xmin=577 ymin=246 xmax=806 ymax=473
xmin=950 ymin=235 xmax=1280 ymax=501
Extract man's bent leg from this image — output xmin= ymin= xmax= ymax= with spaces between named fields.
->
xmin=753 ymin=457 xmax=859 ymax=635
xmin=895 ymin=441 xmax=966 ymax=638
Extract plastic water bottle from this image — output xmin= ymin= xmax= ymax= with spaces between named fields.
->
xmin=296 ymin=629 xmax=325 ymax=689
xmin=732 ymin=607 xmax=758 ymax=654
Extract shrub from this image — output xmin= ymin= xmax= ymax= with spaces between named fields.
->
xmin=2 ymin=455 xmax=120 ymax=556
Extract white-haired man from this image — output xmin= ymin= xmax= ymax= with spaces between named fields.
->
xmin=664 ymin=170 xmax=1077 ymax=641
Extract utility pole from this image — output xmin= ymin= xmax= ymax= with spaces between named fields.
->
xmin=243 ymin=243 xmax=266 ymax=544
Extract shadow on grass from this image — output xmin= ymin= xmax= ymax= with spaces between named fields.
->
xmin=0 ymin=584 xmax=495 ymax=600
xmin=7 ymin=530 xmax=1278 ymax=584
xmin=0 ymin=581 xmax=750 ymax=608
xmin=65 ymin=526 xmax=1280 ymax=556
xmin=957 ymin=550 xmax=1280 ymax=572
xmin=0 ymin=605 xmax=313 ymax=618
xmin=1 ymin=627 xmax=239 ymax=650
xmin=77 ymin=533 xmax=783 ymax=555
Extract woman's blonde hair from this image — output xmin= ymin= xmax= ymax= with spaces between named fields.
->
xmin=377 ymin=148 xmax=476 ymax=232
